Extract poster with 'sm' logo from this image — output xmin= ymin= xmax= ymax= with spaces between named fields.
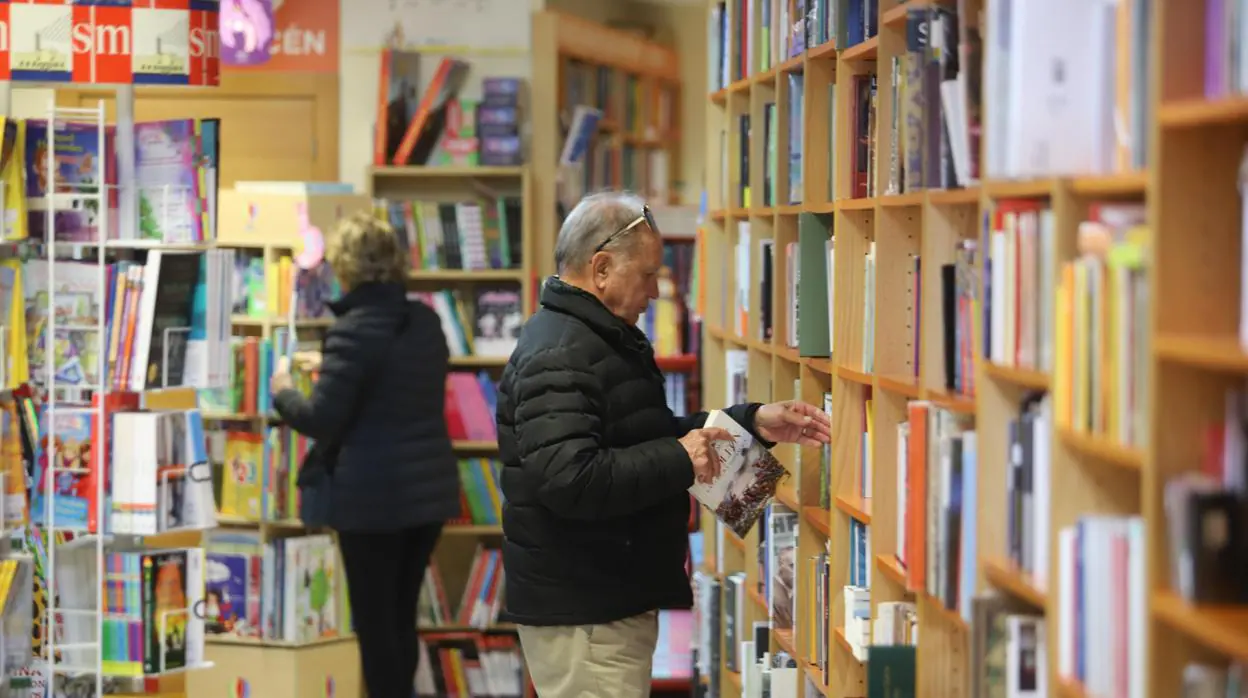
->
xmin=0 ymin=0 xmax=221 ymax=87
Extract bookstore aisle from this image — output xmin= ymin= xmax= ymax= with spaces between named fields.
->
xmin=197 ymin=19 xmax=700 ymax=697
xmin=694 ymin=0 xmax=1248 ymax=696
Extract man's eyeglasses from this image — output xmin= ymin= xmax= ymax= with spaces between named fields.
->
xmin=594 ymin=204 xmax=659 ymax=254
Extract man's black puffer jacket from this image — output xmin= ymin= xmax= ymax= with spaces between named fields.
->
xmin=274 ymin=281 xmax=460 ymax=531
xmin=496 ymin=277 xmax=767 ymax=626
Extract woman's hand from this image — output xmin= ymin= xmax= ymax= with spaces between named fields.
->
xmin=271 ymin=356 xmax=295 ymax=394
xmin=754 ymin=400 xmax=832 ymax=447
xmin=294 ymin=350 xmax=322 ymax=373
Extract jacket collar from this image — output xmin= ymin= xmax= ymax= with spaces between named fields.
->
xmin=540 ymin=276 xmax=652 ymax=357
xmin=329 ymin=281 xmax=407 ymax=316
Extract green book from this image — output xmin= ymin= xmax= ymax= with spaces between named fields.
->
xmin=797 ymin=212 xmax=832 ymax=356
xmin=867 ymin=644 xmax=917 ymax=698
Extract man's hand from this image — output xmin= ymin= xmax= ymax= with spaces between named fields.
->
xmin=679 ymin=427 xmax=734 ymax=484
xmin=754 ymin=400 xmax=832 ymax=447
xmin=270 ymin=356 xmax=295 ymax=394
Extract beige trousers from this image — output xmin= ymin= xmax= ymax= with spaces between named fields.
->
xmin=517 ymin=611 xmax=660 ymax=698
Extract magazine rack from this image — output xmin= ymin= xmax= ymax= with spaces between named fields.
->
xmin=31 ymin=96 xmax=219 ymax=697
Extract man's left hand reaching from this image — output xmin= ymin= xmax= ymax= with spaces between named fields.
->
xmin=754 ymin=400 xmax=832 ymax=447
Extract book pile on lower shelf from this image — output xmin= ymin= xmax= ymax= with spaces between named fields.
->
xmin=203 ymin=530 xmax=349 ymax=645
xmin=415 ymin=632 xmax=525 ymax=697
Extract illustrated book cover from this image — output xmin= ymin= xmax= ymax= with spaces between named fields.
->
xmin=688 ymin=410 xmax=788 ymax=537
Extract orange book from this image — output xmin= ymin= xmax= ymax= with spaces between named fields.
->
xmin=242 ymin=338 xmax=259 ymax=415
xmin=374 ymin=48 xmax=422 ymax=166
xmin=906 ymin=401 xmax=929 ymax=592
xmin=391 ymin=58 xmax=470 ymax=166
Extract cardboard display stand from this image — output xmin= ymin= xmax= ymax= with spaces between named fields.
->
xmin=188 ymin=637 xmax=361 ymax=698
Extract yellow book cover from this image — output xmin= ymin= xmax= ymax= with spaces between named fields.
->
xmin=222 ymin=431 xmax=264 ymax=519
xmin=278 ymin=256 xmax=292 ymax=316
xmin=1053 ymin=266 xmax=1073 ymax=428
xmin=265 ymin=259 xmax=280 ymax=318
xmin=1 ymin=403 xmax=26 ymax=526
xmin=1 ymin=260 xmax=27 ymax=387
xmin=478 ymin=457 xmax=503 ymax=520
xmin=0 ymin=119 xmax=27 ymax=241
xmin=1072 ymin=262 xmax=1089 ymax=431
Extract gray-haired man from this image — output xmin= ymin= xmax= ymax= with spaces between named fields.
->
xmin=494 ymin=192 xmax=830 ymax=697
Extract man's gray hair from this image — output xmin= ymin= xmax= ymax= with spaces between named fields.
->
xmin=554 ymin=191 xmax=650 ymax=274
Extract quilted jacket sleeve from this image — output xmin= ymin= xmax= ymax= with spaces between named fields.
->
xmin=676 ymin=403 xmax=776 ymax=448
xmin=513 ymin=345 xmax=695 ymax=520
xmin=273 ymin=317 xmax=374 ymax=442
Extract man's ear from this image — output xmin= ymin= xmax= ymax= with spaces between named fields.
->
xmin=591 ymin=252 xmax=611 ymax=282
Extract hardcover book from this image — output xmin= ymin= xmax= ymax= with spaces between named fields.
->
xmin=689 ymin=409 xmax=788 ymax=537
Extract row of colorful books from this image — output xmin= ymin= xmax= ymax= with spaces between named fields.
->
xmin=21 ymin=250 xmax=235 ymax=395
xmin=418 ymin=546 xmax=503 ymax=629
xmin=7 ymin=391 xmax=217 ymax=537
xmin=101 ymin=547 xmax=207 ymax=676
xmin=230 ymin=252 xmax=339 ymax=321
xmin=418 ymin=288 xmax=522 ymax=360
xmin=204 ymin=331 xmax=313 ymax=418
xmin=215 ymin=426 xmax=311 ymax=524
xmin=203 ymin=531 xmax=349 ymax=644
xmin=453 ymin=458 xmax=502 ymax=526
xmin=375 ymin=197 xmax=526 ymax=272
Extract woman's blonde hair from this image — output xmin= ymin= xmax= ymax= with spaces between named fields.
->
xmin=326 ymin=210 xmax=409 ymax=289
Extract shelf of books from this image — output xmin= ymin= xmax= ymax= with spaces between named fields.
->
xmin=0 ymin=16 xmax=231 ymax=693
xmin=531 ymin=9 xmax=683 ymax=279
xmin=695 ymin=0 xmax=1248 ymax=696
xmin=368 ymin=64 xmax=535 ymax=688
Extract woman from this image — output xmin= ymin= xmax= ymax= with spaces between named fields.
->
xmin=270 ymin=210 xmax=459 ymax=698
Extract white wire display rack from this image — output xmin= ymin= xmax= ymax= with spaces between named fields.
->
xmin=27 ymin=85 xmax=217 ymax=698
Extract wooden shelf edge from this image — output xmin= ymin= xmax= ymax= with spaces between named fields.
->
xmin=1056 ymin=426 xmax=1144 ymax=471
xmin=983 ymin=361 xmax=1050 ymax=390
xmin=833 ymin=627 xmax=862 ymax=663
xmin=801 ymin=505 xmax=832 ymax=537
xmin=981 ymin=556 xmax=1048 ymax=608
xmin=874 ymin=554 xmax=909 ymax=588
xmin=1152 ymin=590 xmax=1248 ymax=661
xmin=834 ymin=493 xmax=872 ymax=524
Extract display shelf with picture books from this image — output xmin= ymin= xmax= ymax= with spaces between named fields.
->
xmin=4 ymin=84 xmax=233 ymax=695
xmin=691 ymin=0 xmax=1248 ymax=696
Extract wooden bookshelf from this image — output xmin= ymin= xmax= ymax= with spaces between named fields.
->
xmin=367 ymin=165 xmax=535 ymax=316
xmin=530 ymin=10 xmax=683 ymax=281
xmin=698 ymin=0 xmax=1248 ymax=696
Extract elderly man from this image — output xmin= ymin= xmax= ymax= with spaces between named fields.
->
xmin=495 ymin=191 xmax=831 ymax=697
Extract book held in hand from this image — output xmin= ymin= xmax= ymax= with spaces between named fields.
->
xmin=688 ymin=410 xmax=788 ymax=537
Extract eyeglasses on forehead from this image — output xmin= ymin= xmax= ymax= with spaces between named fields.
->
xmin=594 ymin=204 xmax=659 ymax=254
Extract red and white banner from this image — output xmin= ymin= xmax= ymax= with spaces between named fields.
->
xmin=0 ymin=0 xmax=221 ymax=87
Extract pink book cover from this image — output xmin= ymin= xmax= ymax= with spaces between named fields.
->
xmin=135 ymin=119 xmax=202 ymax=242
xmin=449 ymin=373 xmax=497 ymax=441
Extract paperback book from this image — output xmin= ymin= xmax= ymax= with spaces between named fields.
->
xmin=688 ymin=410 xmax=788 ymax=537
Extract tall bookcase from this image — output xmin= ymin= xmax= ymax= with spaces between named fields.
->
xmin=530 ymin=9 xmax=683 ymax=281
xmin=698 ymin=0 xmax=1248 ymax=696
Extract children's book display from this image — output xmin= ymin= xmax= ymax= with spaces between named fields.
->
xmin=0 ymin=101 xmax=225 ymax=697
xmin=202 ymin=530 xmax=348 ymax=645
